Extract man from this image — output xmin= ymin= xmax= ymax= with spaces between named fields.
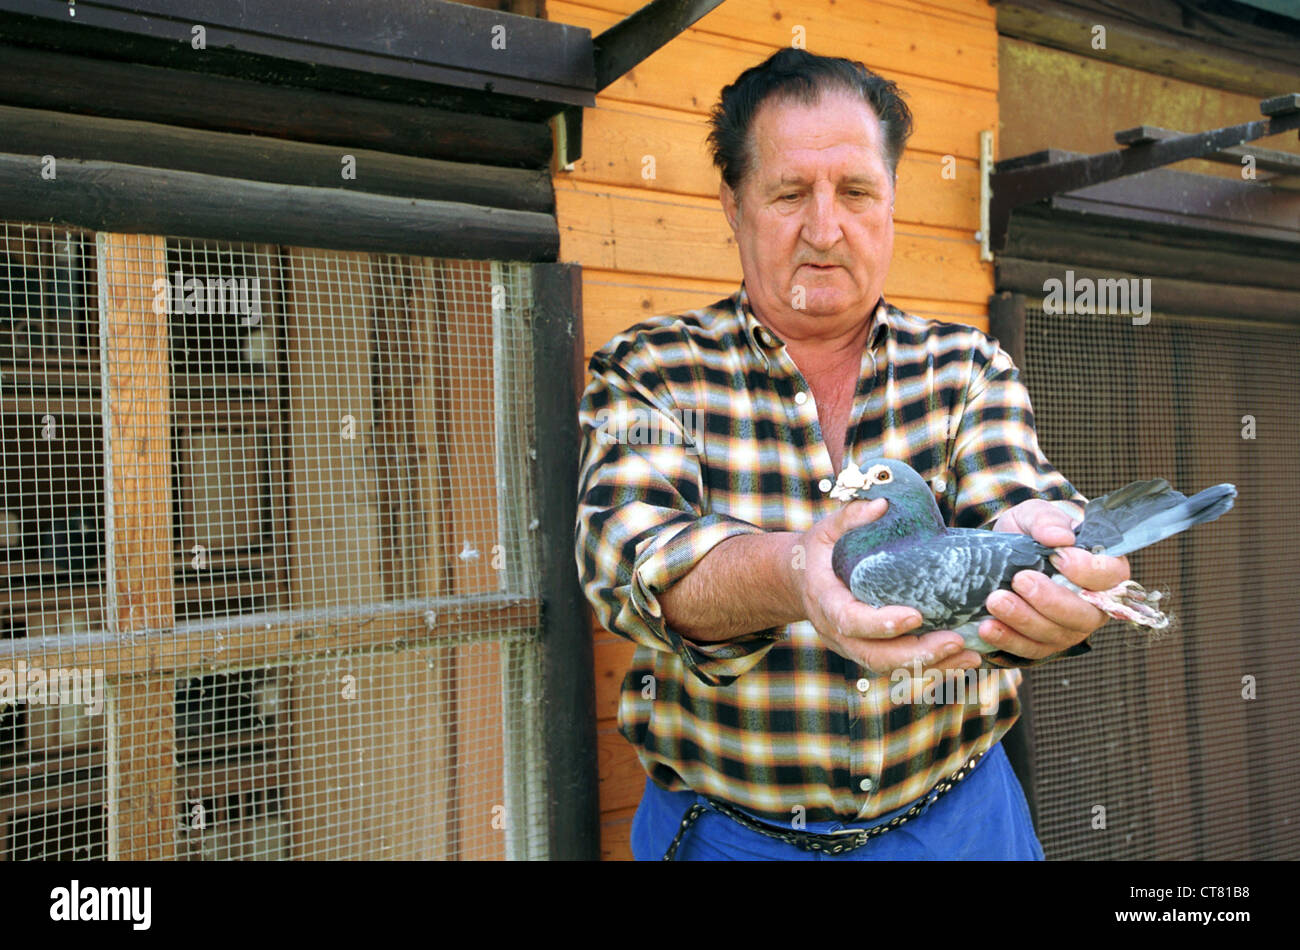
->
xmin=575 ymin=49 xmax=1129 ymax=860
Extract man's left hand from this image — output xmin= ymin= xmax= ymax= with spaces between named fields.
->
xmin=979 ymin=499 xmax=1130 ymax=660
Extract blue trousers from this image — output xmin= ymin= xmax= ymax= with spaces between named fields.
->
xmin=631 ymin=741 xmax=1044 ymax=860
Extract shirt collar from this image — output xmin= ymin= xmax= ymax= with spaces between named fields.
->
xmin=734 ymin=280 xmax=890 ymax=362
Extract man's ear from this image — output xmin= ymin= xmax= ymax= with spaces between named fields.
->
xmin=719 ymin=181 xmax=740 ymax=232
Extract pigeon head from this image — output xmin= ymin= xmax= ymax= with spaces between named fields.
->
xmin=830 ymin=457 xmax=927 ymax=502
xmin=829 ymin=457 xmax=945 ymax=532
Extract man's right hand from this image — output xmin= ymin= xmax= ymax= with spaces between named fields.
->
xmin=792 ymin=499 xmax=984 ymax=675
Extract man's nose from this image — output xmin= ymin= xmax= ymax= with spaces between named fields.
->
xmin=801 ymin=186 xmax=844 ymax=250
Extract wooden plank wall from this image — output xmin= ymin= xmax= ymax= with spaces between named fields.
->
xmin=543 ymin=0 xmax=999 ymax=859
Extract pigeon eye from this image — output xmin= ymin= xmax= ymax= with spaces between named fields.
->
xmin=868 ymin=465 xmax=892 ymax=484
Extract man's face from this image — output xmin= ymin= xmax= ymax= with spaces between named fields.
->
xmin=720 ymin=89 xmax=896 ymax=339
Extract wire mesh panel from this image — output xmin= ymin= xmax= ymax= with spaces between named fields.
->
xmin=1 ymin=222 xmax=548 ymax=860
xmin=1020 ymin=305 xmax=1299 ymax=860
xmin=0 ymin=222 xmax=105 ymax=859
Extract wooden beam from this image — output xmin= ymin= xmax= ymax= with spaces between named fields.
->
xmin=0 ymin=0 xmax=597 ymax=109
xmin=1115 ymin=125 xmax=1300 ymax=177
xmin=0 ymin=105 xmax=555 ymax=214
xmin=1002 ymin=207 xmax=1300 ymax=293
xmin=995 ymin=0 xmax=1300 ymax=99
xmin=109 ymin=675 xmax=176 ymax=859
xmin=98 ymin=233 xmax=175 ymax=636
xmin=995 ymin=257 xmax=1300 ymax=324
xmin=0 ymin=586 xmax=535 ymax=672
xmin=0 ymin=153 xmax=559 ymax=262
xmin=97 ymin=231 xmax=176 ymax=860
xmin=0 ymin=43 xmax=555 ymax=167
xmin=531 ymin=262 xmax=600 ymax=860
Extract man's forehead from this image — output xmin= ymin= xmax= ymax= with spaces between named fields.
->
xmin=749 ymin=93 xmax=888 ymax=174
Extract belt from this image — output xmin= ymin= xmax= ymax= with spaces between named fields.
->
xmin=662 ymin=751 xmax=985 ymax=860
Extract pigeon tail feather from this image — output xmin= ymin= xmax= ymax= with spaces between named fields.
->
xmin=1073 ymin=480 xmax=1237 ymax=559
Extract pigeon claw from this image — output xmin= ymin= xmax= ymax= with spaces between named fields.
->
xmin=1077 ymin=579 xmax=1170 ymax=630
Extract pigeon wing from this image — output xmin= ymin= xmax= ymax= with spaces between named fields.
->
xmin=847 ymin=530 xmax=1049 ymax=632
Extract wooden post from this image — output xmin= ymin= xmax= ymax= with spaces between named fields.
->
xmin=97 ymin=232 xmax=177 ymax=860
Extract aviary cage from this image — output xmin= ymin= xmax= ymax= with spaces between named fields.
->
xmin=991 ymin=291 xmax=1300 ymax=860
xmin=0 ymin=221 xmax=583 ymax=860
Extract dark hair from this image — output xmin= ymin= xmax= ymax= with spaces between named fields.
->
xmin=707 ymin=48 xmax=913 ymax=195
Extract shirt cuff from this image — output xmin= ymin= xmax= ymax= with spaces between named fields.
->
xmin=628 ymin=514 xmax=787 ymax=687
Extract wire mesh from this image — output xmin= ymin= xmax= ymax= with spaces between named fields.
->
xmin=0 ymin=221 xmax=547 ymax=860
xmin=1021 ymin=304 xmax=1300 ymax=860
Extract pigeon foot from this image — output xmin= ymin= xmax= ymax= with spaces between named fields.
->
xmin=1077 ymin=580 xmax=1169 ymax=629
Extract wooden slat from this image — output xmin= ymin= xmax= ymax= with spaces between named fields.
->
xmin=373 ymin=257 xmax=447 ymax=601
xmin=0 ymin=596 xmax=538 ymax=676
xmin=548 ymin=3 xmax=997 ymax=159
xmin=890 ymin=0 xmax=997 ymax=23
xmin=562 ymin=117 xmax=981 ymax=230
xmin=283 ymin=247 xmax=385 ymax=608
xmin=578 ymin=273 xmax=990 ymax=362
xmin=593 ymin=637 xmax=636 ymax=723
xmin=597 ymin=724 xmax=645 ymax=814
xmin=287 ymin=645 xmax=455 ymax=859
xmin=111 ymin=675 xmax=176 ymax=860
xmin=580 ymin=272 xmax=736 ymax=361
xmin=600 ymin=804 xmax=636 ymax=861
xmin=429 ymin=259 xmax=507 ymax=859
xmin=558 ymin=186 xmax=991 ymax=303
xmin=553 ymin=0 xmax=998 ymax=93
xmin=0 ymin=104 xmax=555 ymax=214
xmin=97 ymin=232 xmax=176 ymax=861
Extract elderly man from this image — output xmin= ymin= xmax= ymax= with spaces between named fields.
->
xmin=575 ymin=48 xmax=1128 ymax=860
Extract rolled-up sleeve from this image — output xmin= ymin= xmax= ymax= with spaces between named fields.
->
xmin=575 ymin=342 xmax=785 ymax=687
xmin=946 ymin=336 xmax=1093 ymax=669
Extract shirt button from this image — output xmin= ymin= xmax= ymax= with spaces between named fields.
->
xmin=932 ymin=477 xmax=947 ymax=494
xmin=818 ymin=478 xmax=833 ymax=493
xmin=794 ymin=390 xmax=808 ymax=406
xmin=856 ymin=678 xmax=871 ymax=692
xmin=859 ymin=778 xmax=874 ymax=792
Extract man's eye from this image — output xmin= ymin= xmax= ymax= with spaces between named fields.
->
xmin=780 ymin=193 xmax=799 ymax=201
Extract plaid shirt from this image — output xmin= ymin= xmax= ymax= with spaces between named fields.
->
xmin=575 ymin=282 xmax=1090 ymax=823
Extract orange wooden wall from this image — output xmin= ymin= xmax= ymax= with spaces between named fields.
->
xmin=543 ymin=0 xmax=999 ymax=859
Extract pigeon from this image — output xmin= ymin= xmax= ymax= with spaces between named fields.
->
xmin=830 ymin=458 xmax=1237 ymax=653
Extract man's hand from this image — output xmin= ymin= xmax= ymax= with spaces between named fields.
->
xmin=980 ymin=499 xmax=1130 ymax=660
xmin=794 ymin=499 xmax=983 ymax=674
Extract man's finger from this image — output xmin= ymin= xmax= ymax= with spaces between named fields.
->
xmin=1048 ymin=548 xmax=1131 ymax=589
xmin=824 ymin=589 xmax=922 ymax=639
xmin=816 ymin=498 xmax=888 ymax=543
xmin=977 ymin=618 xmax=1055 ymax=661
xmin=986 ymin=584 xmax=1096 ymax=645
xmin=836 ymin=630 xmax=982 ymax=674
xmin=1009 ymin=571 xmax=1107 ymax=633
